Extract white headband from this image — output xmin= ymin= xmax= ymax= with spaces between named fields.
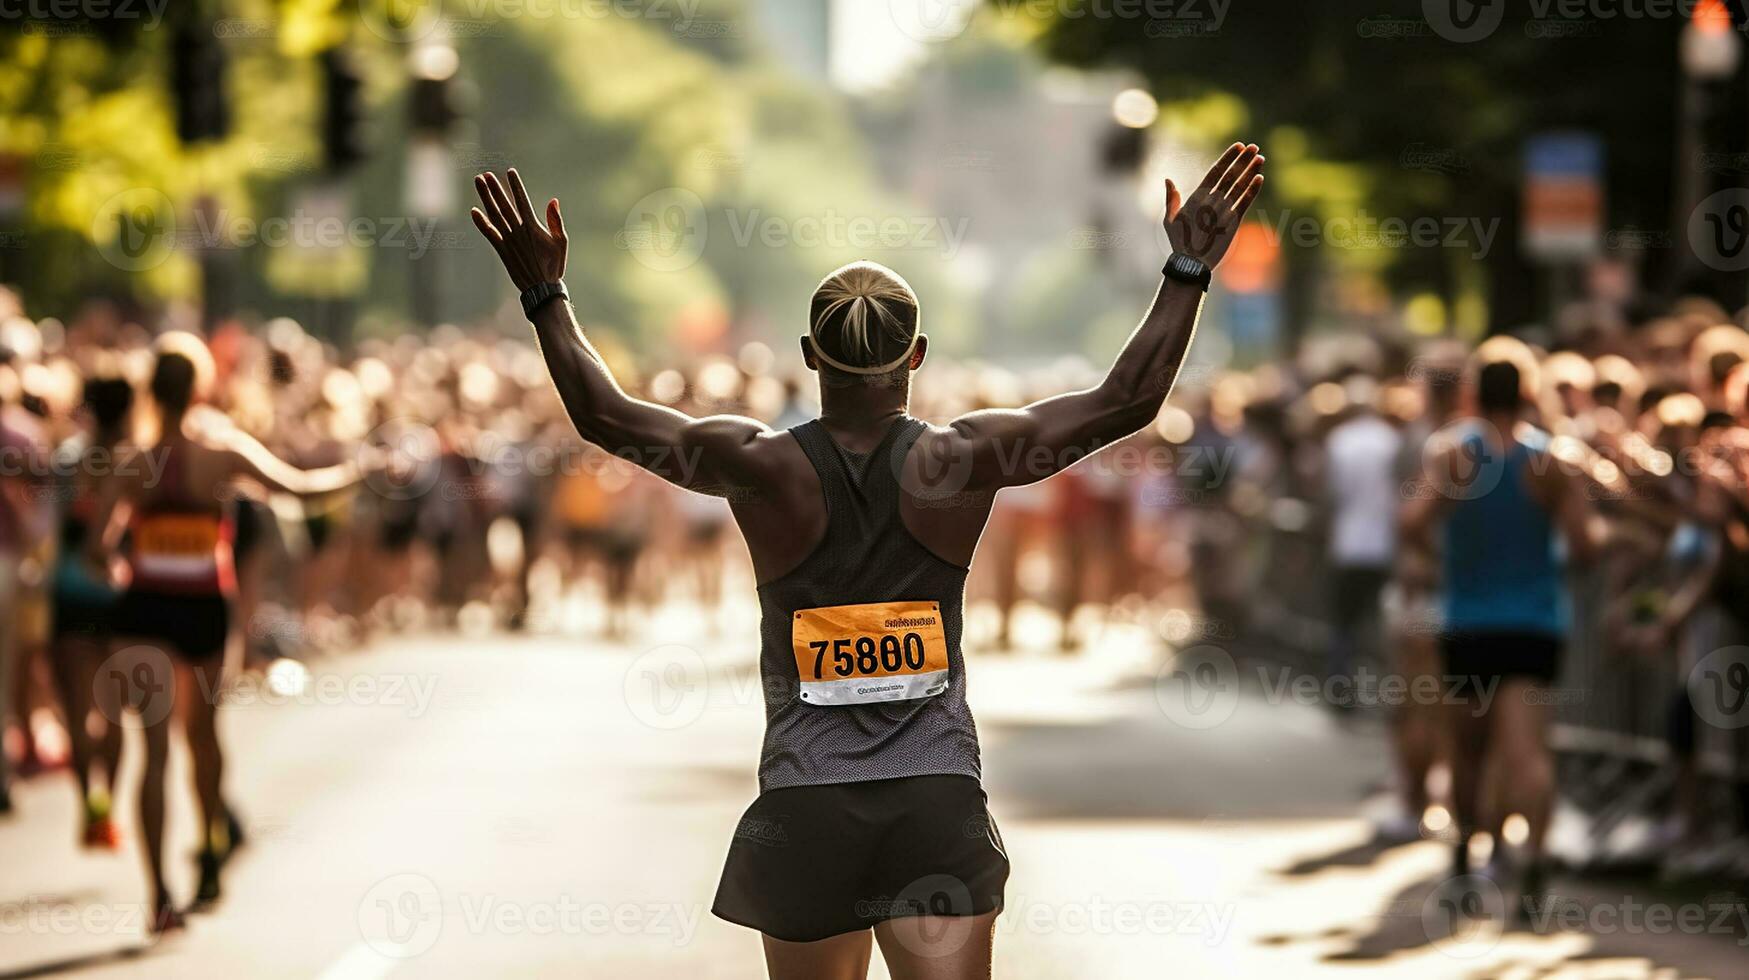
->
xmin=806 ymin=331 xmax=920 ymax=376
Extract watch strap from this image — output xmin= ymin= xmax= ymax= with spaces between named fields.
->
xmin=520 ymin=280 xmax=569 ymax=319
xmin=1162 ymin=254 xmax=1212 ymax=292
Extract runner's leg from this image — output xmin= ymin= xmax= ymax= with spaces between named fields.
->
xmin=1489 ymin=678 xmax=1553 ymax=860
xmin=181 ymin=657 xmax=226 ymax=849
xmin=874 ymin=910 xmax=998 ymax=980
xmin=761 ymin=928 xmax=873 ymax=980
xmin=120 ymin=640 xmax=178 ymax=925
xmin=1444 ymin=692 xmax=1491 ymax=872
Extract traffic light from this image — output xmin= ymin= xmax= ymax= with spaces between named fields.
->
xmin=172 ymin=24 xmax=231 ymax=145
xmin=409 ymin=44 xmax=461 ymax=137
xmin=322 ymin=47 xmax=369 ymax=173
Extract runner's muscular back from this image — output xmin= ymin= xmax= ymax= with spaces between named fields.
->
xmin=723 ymin=415 xmax=1000 ymax=584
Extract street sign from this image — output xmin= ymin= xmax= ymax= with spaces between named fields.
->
xmin=1523 ymin=132 xmax=1604 ymax=262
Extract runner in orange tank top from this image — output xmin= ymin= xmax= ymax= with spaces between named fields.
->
xmin=89 ymin=332 xmax=367 ymax=934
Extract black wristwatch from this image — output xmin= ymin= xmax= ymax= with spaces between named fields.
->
xmin=520 ymin=280 xmax=569 ymax=320
xmin=1162 ymin=253 xmax=1212 ymax=292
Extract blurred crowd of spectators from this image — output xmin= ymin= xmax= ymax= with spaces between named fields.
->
xmin=2 ymin=287 xmax=1748 ymax=875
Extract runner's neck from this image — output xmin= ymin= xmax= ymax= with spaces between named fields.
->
xmin=816 ymin=383 xmax=909 ymax=453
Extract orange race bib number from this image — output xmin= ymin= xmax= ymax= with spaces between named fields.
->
xmin=791 ymin=601 xmax=950 ymax=706
xmin=134 ymin=515 xmax=221 ymax=557
xmin=132 ymin=514 xmax=223 ymax=582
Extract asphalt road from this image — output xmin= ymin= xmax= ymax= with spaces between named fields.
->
xmin=3 ymin=609 xmax=1746 ymax=978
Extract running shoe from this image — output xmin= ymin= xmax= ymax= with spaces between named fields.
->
xmin=83 ymin=815 xmax=122 ymax=850
xmin=193 ymin=849 xmax=223 ymax=907
xmin=149 ymin=900 xmax=186 ymax=936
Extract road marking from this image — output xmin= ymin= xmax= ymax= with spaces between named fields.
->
xmin=315 ymin=943 xmax=400 ymax=980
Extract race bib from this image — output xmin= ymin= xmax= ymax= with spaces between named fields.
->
xmin=135 ymin=515 xmax=221 ymax=557
xmin=133 ymin=514 xmax=222 ymax=580
xmin=791 ymin=600 xmax=950 ymax=706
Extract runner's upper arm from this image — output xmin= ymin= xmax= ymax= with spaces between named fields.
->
xmin=926 ymin=385 xmax=1153 ymax=493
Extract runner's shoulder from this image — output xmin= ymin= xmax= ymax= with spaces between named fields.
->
xmin=681 ymin=416 xmax=810 ymax=495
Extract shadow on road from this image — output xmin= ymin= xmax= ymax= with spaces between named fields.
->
xmin=0 ymin=945 xmax=155 ymax=980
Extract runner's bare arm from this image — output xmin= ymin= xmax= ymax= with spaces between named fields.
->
xmin=470 ymin=169 xmax=767 ymax=496
xmin=212 ymin=425 xmax=360 ymax=498
xmin=84 ymin=461 xmax=134 ymax=570
xmin=1539 ymin=462 xmax=1601 ymax=565
xmin=925 ymin=144 xmax=1264 ymax=492
xmin=1400 ymin=441 xmax=1456 ymax=545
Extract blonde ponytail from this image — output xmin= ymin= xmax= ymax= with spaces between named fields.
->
xmin=807 ymin=261 xmax=920 ymax=376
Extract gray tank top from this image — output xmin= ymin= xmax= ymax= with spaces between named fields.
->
xmin=753 ymin=417 xmax=982 ymax=791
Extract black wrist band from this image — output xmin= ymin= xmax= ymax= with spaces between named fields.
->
xmin=520 ymin=280 xmax=569 ymax=320
xmin=1162 ymin=253 xmax=1212 ymax=292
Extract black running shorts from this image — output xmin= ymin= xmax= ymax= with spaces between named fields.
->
xmin=1439 ymin=630 xmax=1562 ymax=698
xmin=113 ymin=590 xmax=231 ymax=662
xmin=713 ymin=774 xmax=1009 ymax=943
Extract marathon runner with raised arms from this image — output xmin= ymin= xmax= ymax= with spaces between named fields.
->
xmin=470 ymin=142 xmax=1264 ymax=978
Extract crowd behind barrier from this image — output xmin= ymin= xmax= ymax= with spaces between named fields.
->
xmin=2 ymin=285 xmax=1748 ymax=873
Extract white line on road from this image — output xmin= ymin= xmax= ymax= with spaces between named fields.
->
xmin=314 ymin=943 xmax=401 ymax=980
